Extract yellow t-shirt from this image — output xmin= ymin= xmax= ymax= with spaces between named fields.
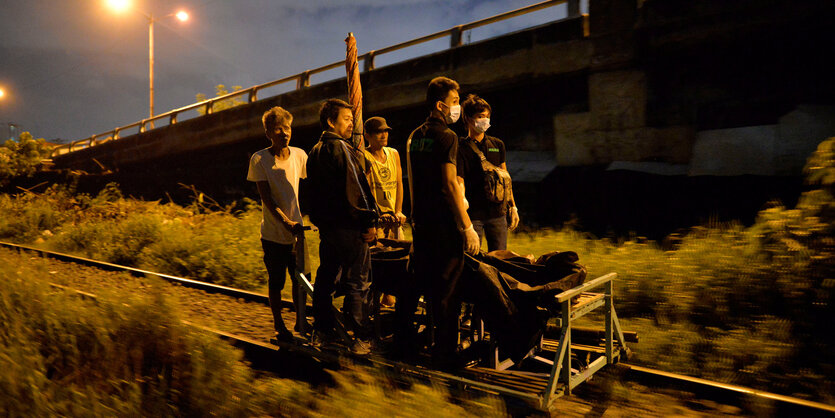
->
xmin=364 ymin=147 xmax=399 ymax=214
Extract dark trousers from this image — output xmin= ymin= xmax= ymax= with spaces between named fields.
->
xmin=397 ymin=222 xmax=464 ymax=358
xmin=261 ymin=239 xmax=297 ymax=332
xmin=473 ymin=215 xmax=508 ymax=252
xmin=313 ymin=227 xmax=371 ymax=337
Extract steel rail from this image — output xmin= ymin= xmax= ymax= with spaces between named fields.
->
xmin=6 ymin=240 xmax=835 ymax=415
xmin=618 ymin=363 xmax=835 ymax=416
xmin=50 ymin=0 xmax=579 ymax=158
xmin=0 ymin=240 xmax=274 ymax=307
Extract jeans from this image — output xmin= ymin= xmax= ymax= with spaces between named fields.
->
xmin=313 ymin=227 xmax=371 ymax=337
xmin=473 ymin=215 xmax=508 ymax=252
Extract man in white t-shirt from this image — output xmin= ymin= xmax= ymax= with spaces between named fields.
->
xmin=247 ymin=106 xmax=308 ymax=342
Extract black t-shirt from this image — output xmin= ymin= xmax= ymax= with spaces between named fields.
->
xmin=456 ymin=135 xmax=507 ymax=220
xmin=408 ymin=111 xmax=458 ymax=227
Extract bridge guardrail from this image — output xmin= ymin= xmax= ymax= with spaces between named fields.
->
xmin=51 ymin=0 xmax=581 ymax=158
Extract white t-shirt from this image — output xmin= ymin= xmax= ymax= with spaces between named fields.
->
xmin=246 ymin=146 xmax=307 ymax=244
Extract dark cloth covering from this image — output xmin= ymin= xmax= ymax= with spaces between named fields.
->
xmin=372 ymin=240 xmax=588 ymax=363
xmin=460 ymin=250 xmax=587 ymax=362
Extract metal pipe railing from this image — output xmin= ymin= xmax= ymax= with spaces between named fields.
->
xmin=51 ymin=0 xmax=580 ymax=158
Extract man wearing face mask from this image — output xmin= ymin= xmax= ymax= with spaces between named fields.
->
xmin=307 ymin=98 xmax=379 ymax=355
xmin=457 ymin=94 xmax=519 ymax=252
xmin=401 ymin=77 xmax=479 ymax=367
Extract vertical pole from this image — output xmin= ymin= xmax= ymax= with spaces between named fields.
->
xmin=568 ymin=0 xmax=580 ymax=17
xmin=561 ymin=299 xmax=571 ymax=395
xmin=605 ymin=279 xmax=613 ymax=363
xmin=148 ymin=15 xmax=155 ymax=129
xmin=450 ymin=25 xmax=463 ymax=48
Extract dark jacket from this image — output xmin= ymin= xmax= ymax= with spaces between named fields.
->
xmin=307 ymin=131 xmax=379 ymax=230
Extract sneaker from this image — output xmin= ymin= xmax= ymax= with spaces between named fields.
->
xmin=350 ymin=339 xmax=371 ymax=356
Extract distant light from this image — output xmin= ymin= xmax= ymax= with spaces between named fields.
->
xmin=105 ymin=0 xmax=131 ymax=13
xmin=0 ymin=88 xmax=4 ymax=99
xmin=176 ymin=11 xmax=189 ymax=22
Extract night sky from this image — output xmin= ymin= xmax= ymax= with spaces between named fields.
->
xmin=0 ymin=0 xmax=581 ymax=142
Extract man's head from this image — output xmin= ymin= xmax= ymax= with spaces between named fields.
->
xmin=319 ymin=98 xmax=354 ymax=140
xmin=461 ymin=94 xmax=491 ymax=132
xmin=363 ymin=116 xmax=392 ymax=149
xmin=262 ymin=106 xmax=293 ymax=148
xmin=426 ymin=76 xmax=460 ymax=123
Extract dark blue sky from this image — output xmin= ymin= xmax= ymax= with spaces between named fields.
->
xmin=0 ymin=0 xmax=582 ymax=142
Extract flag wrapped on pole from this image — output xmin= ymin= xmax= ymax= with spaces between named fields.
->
xmin=345 ymin=32 xmax=364 ymax=149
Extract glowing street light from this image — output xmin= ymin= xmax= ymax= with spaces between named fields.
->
xmin=0 ymin=87 xmax=5 ymax=99
xmin=105 ymin=0 xmax=130 ymax=13
xmin=106 ymin=1 xmax=190 ymax=127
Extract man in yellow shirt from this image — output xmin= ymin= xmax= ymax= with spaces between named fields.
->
xmin=363 ymin=116 xmax=406 ymax=239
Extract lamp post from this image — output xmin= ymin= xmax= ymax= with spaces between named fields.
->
xmin=106 ymin=0 xmax=188 ymax=127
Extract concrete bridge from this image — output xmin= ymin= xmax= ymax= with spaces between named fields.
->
xmin=47 ymin=0 xmax=835 ymax=237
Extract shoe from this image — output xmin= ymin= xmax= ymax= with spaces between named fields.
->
xmin=381 ymin=294 xmax=396 ymax=308
xmin=273 ymin=330 xmax=294 ymax=344
xmin=311 ymin=329 xmax=336 ymax=347
xmin=350 ymin=339 xmax=371 ymax=356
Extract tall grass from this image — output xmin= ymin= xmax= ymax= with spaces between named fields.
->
xmin=0 ymin=252 xmax=504 ymax=416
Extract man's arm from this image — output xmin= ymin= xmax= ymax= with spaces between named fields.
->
xmin=500 ymin=162 xmax=519 ymax=231
xmin=255 ymin=181 xmax=303 ymax=235
xmin=500 ymin=162 xmax=516 ymax=208
xmin=442 ymin=163 xmax=479 ymax=254
xmin=336 ymin=142 xmax=378 ymax=241
xmin=393 ymin=150 xmax=406 ymax=223
xmin=456 ymin=176 xmax=468 ymax=210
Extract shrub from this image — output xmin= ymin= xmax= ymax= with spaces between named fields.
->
xmin=0 ymin=132 xmax=52 ymax=187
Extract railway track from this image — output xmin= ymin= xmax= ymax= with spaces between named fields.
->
xmin=3 ymin=240 xmax=834 ymax=416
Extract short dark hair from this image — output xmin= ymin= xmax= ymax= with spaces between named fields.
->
xmin=262 ymin=106 xmax=293 ymax=132
xmin=319 ymin=98 xmax=352 ymax=130
xmin=461 ymin=94 xmax=492 ymax=121
xmin=426 ymin=76 xmax=459 ymax=109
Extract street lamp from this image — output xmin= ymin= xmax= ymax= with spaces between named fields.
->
xmin=107 ymin=0 xmax=189 ymax=127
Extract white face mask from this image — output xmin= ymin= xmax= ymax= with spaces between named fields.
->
xmin=473 ymin=117 xmax=490 ymax=133
xmin=444 ymin=104 xmax=461 ymax=124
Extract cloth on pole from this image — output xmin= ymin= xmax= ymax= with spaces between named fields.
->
xmin=345 ymin=33 xmax=364 ymax=149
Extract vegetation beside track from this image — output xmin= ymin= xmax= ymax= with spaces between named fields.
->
xmin=0 ymin=253 xmax=504 ymax=416
xmin=1 ymin=139 xmax=833 ymax=405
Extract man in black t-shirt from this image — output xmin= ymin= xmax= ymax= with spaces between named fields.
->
xmin=400 ymin=77 xmax=479 ymax=366
xmin=457 ymin=94 xmax=519 ymax=252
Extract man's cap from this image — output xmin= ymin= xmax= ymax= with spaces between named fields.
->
xmin=364 ymin=116 xmax=392 ymax=132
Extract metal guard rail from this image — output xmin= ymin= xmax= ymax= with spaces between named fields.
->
xmin=51 ymin=0 xmax=581 ymax=157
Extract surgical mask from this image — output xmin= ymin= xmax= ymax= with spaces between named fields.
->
xmin=442 ymin=103 xmax=461 ymax=124
xmin=473 ymin=118 xmax=490 ymax=133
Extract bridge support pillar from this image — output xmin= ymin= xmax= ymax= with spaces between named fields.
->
xmin=554 ymin=69 xmax=694 ymax=166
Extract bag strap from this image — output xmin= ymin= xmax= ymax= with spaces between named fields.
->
xmin=466 ymin=138 xmax=489 ymax=163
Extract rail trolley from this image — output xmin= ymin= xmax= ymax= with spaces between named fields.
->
xmin=283 ymin=240 xmax=631 ymax=410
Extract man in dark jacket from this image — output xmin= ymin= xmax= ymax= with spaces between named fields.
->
xmin=307 ymin=98 xmax=379 ymax=355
